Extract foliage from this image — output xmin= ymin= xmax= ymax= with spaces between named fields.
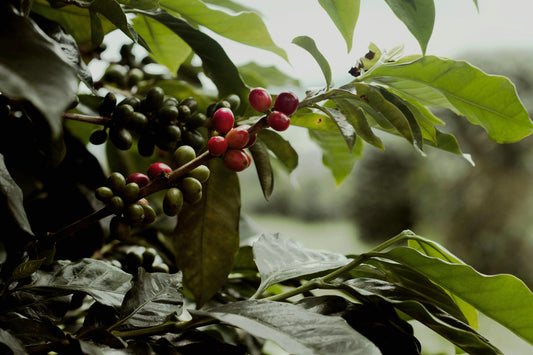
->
xmin=0 ymin=0 xmax=532 ymax=354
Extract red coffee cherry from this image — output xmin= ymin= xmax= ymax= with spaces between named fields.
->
xmin=208 ymin=136 xmax=228 ymax=156
xmin=147 ymin=162 xmax=172 ymax=180
xmin=126 ymin=173 xmax=150 ymax=188
xmin=223 ymin=149 xmax=251 ymax=172
xmin=248 ymin=88 xmax=272 ymax=113
xmin=225 ymin=125 xmax=250 ymax=149
xmin=267 ymin=111 xmax=290 ymax=131
xmin=273 ymin=91 xmax=299 ymax=116
xmin=211 ymin=107 xmax=235 ymax=134
xmin=244 ymin=132 xmax=257 ymax=148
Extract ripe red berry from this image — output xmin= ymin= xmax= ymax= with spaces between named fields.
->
xmin=211 ymin=107 xmax=234 ymax=134
xmin=208 ymin=136 xmax=228 ymax=156
xmin=273 ymin=91 xmax=299 ymax=116
xmin=225 ymin=125 xmax=250 ymax=149
xmin=267 ymin=111 xmax=290 ymax=131
xmin=147 ymin=162 xmax=172 ymax=180
xmin=223 ymin=149 xmax=251 ymax=172
xmin=244 ymin=133 xmax=257 ymax=148
xmin=126 ymin=172 xmax=150 ymax=188
xmin=248 ymin=88 xmax=272 ymax=113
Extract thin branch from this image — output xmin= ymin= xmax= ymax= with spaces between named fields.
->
xmin=62 ymin=112 xmax=111 ymax=126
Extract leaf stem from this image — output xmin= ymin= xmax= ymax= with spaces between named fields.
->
xmin=62 ymin=112 xmax=111 ymax=125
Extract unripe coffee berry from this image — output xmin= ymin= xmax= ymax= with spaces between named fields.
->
xmin=108 ymin=172 xmax=126 ymax=193
xmin=225 ymin=125 xmax=250 ymax=149
xmin=181 ymin=176 xmax=203 ymax=204
xmin=172 ymin=145 xmax=196 ymax=167
xmin=188 ymin=165 xmax=210 ymax=183
xmin=267 ymin=111 xmax=290 ymax=132
xmin=95 ymin=186 xmax=114 ymax=202
xmin=147 ymin=162 xmax=172 ymax=180
xmin=122 ymin=182 xmax=140 ymax=202
xmin=125 ymin=203 xmax=145 ymax=224
xmin=163 ymin=187 xmax=184 ymax=216
xmin=207 ymin=136 xmax=228 ymax=156
xmin=211 ymin=107 xmax=234 ymax=134
xmin=248 ymin=88 xmax=271 ymax=113
xmin=89 ymin=129 xmax=108 ymax=145
xmin=126 ymin=173 xmax=150 ymax=188
xmin=273 ymin=91 xmax=299 ymax=116
xmin=223 ymin=149 xmax=251 ymax=172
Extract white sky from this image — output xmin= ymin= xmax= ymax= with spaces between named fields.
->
xmin=222 ymin=0 xmax=533 ymax=89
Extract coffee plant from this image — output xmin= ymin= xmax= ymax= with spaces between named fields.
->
xmin=0 ymin=0 xmax=532 ymax=354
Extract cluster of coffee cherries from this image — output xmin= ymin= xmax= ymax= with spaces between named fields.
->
xmin=207 ymin=88 xmax=299 ymax=172
xmin=95 ymin=146 xmax=209 ymax=238
xmin=89 ymin=87 xmax=207 ymax=155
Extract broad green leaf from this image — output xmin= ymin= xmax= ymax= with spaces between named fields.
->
xmin=1 ymin=318 xmax=65 ymax=346
xmin=318 ymin=0 xmax=360 ymax=52
xmin=249 ymin=141 xmax=274 ymax=201
xmin=257 ymin=129 xmax=298 ymax=173
xmin=342 ymin=278 xmax=502 ymax=354
xmin=376 ymin=87 xmax=424 ymax=152
xmin=355 ymin=83 xmax=414 ymax=144
xmin=12 ymin=258 xmax=46 ymax=280
xmin=473 ymin=0 xmax=479 ymax=11
xmin=238 ymin=62 xmax=300 ymax=89
xmin=32 ymin=1 xmax=114 ymax=45
xmin=136 ymin=9 xmax=248 ymax=101
xmin=309 ymin=129 xmax=363 ymax=184
xmin=251 ymin=233 xmax=350 ymax=299
xmin=427 ymin=128 xmax=474 ymax=165
xmin=378 ymin=246 xmax=533 ymax=345
xmin=193 ymin=300 xmax=381 ymax=355
xmin=402 ymin=100 xmax=438 ymax=143
xmin=160 ymin=0 xmax=287 ymax=60
xmin=0 ymin=8 xmax=78 ymax=139
xmin=0 ymin=154 xmax=34 ymax=237
xmin=362 ymin=56 xmax=533 ymax=143
xmin=384 ymin=0 xmax=435 ymax=54
xmin=90 ymin=0 xmax=137 ymax=41
xmin=117 ymin=0 xmax=158 ymax=10
xmin=291 ymin=108 xmax=339 ymax=132
xmin=132 ymin=13 xmax=192 ymax=73
xmin=314 ymin=106 xmax=356 ymax=151
xmin=20 ymin=259 xmax=132 ymax=308
xmin=89 ymin=10 xmax=104 ymax=46
xmin=330 ymin=96 xmax=385 ymax=150
xmin=404 ymin=231 xmax=479 ymax=329
xmin=292 ymin=35 xmax=332 ymax=89
xmin=203 ymin=0 xmax=254 ymax=13
xmin=172 ymin=158 xmax=240 ymax=307
xmin=116 ymin=269 xmax=183 ymax=329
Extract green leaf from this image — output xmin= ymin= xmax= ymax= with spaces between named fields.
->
xmin=251 ymin=233 xmax=350 ymax=299
xmin=362 ymin=55 xmax=533 ymax=143
xmin=2 ymin=318 xmax=65 ymax=346
xmin=378 ymin=246 xmax=533 ymax=345
xmin=0 ymin=154 xmax=34 ymax=238
xmin=248 ymin=141 xmax=274 ymax=201
xmin=203 ymin=0 xmax=254 ymax=13
xmin=318 ymin=0 xmax=360 ymax=52
xmin=32 ymin=1 xmax=115 ymax=45
xmin=116 ymin=269 xmax=183 ymax=329
xmin=160 ymin=0 xmax=287 ymax=60
xmin=132 ymin=13 xmax=192 ymax=73
xmin=257 ymin=130 xmax=298 ymax=173
xmin=172 ymin=158 xmax=240 ymax=307
xmin=427 ymin=128 xmax=474 ymax=165
xmin=238 ymin=62 xmax=299 ymax=89
xmin=342 ymin=278 xmax=502 ymax=354
xmin=12 ymin=258 xmax=46 ymax=280
xmin=291 ymin=108 xmax=339 ymax=132
xmin=309 ymin=129 xmax=363 ymax=184
xmin=355 ymin=83 xmax=414 ymax=144
xmin=314 ymin=106 xmax=356 ymax=151
xmin=117 ymin=0 xmax=159 ymax=10
xmin=89 ymin=10 xmax=104 ymax=46
xmin=384 ymin=0 xmax=435 ymax=54
xmin=193 ymin=299 xmax=381 ymax=355
xmin=136 ymin=9 xmax=248 ymax=100
xmin=0 ymin=8 xmax=78 ymax=139
xmin=329 ymin=95 xmax=385 ymax=150
xmin=292 ymin=35 xmax=332 ymax=89
xmin=20 ymin=259 xmax=132 ymax=308
xmin=90 ymin=0 xmax=141 ymax=44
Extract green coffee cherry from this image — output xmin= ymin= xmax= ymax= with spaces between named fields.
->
xmin=95 ymin=186 xmax=114 ymax=202
xmin=108 ymin=172 xmax=126 ymax=193
xmin=157 ymin=105 xmax=179 ymax=124
xmin=113 ymin=104 xmax=135 ymax=123
xmin=188 ymin=165 xmax=210 ymax=183
xmin=178 ymin=104 xmax=192 ymax=122
xmin=122 ymin=182 xmax=140 ymax=203
xmin=180 ymin=97 xmax=198 ymax=112
xmin=119 ymin=96 xmax=142 ymax=111
xmin=99 ymin=92 xmax=117 ymax=117
xmin=127 ymin=68 xmax=144 ymax=87
xmin=163 ymin=97 xmax=179 ymax=107
xmin=109 ymin=126 xmax=133 ymax=150
xmin=137 ymin=133 xmax=155 ymax=157
xmin=182 ymin=129 xmax=205 ymax=151
xmin=181 ymin=177 xmax=203 ymax=204
xmin=126 ymin=112 xmax=148 ymax=131
xmin=140 ymin=203 xmax=156 ymax=224
xmin=89 ymin=129 xmax=108 ymax=145
xmin=163 ymin=187 xmax=184 ymax=216
xmin=187 ymin=112 xmax=207 ymax=129
xmin=224 ymin=94 xmax=241 ymax=111
xmin=110 ymin=196 xmax=125 ymax=214
xmin=145 ymin=87 xmax=165 ymax=112
xmin=125 ymin=203 xmax=145 ymax=224
xmin=172 ymin=145 xmax=196 ymax=167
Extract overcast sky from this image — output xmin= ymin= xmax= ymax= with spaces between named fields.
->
xmin=224 ymin=0 xmax=533 ymax=88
